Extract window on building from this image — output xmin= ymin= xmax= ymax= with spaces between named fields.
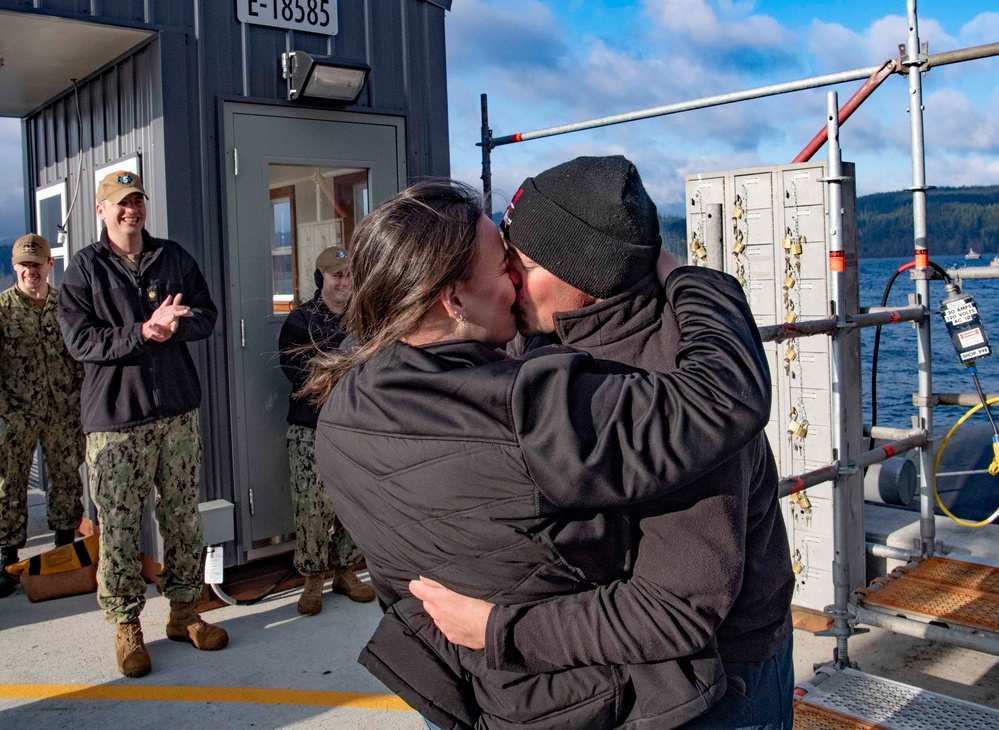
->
xmin=34 ymin=181 xmax=67 ymax=287
xmin=268 ymin=164 xmax=368 ymax=314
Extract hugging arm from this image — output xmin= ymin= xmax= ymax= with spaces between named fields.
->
xmin=514 ymin=266 xmax=770 ymax=509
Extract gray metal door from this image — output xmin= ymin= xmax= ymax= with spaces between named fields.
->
xmin=224 ymin=104 xmax=406 ymax=561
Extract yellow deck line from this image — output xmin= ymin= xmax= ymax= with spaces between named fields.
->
xmin=0 ymin=683 xmax=413 ymax=711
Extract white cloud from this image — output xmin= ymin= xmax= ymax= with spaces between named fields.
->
xmin=642 ymin=0 xmax=790 ymax=49
xmin=924 ymin=88 xmax=999 ymax=153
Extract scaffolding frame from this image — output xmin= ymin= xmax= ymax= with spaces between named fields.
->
xmin=477 ymin=0 xmax=999 ymax=668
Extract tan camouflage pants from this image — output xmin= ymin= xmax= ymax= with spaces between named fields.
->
xmin=87 ymin=410 xmax=204 ymax=624
xmin=288 ymin=424 xmax=361 ymax=576
xmin=0 ymin=409 xmax=84 ymax=549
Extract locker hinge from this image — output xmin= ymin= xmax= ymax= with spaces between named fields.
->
xmin=233 ymin=148 xmax=239 ymax=176
xmin=248 ymin=488 xmax=255 ymax=516
xmin=240 ymin=319 xmax=245 ymax=348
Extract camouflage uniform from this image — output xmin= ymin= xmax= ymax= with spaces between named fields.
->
xmin=0 ymin=285 xmax=85 ymax=549
xmin=87 ymin=409 xmax=204 ymax=623
xmin=288 ymin=424 xmax=361 ymax=575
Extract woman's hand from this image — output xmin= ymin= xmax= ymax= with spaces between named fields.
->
xmin=409 ymin=576 xmax=494 ymax=650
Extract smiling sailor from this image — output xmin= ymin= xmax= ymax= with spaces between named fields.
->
xmin=58 ymin=171 xmax=225 ymax=678
xmin=0 ymin=233 xmax=86 ymax=599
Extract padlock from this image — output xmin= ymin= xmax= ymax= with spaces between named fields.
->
xmin=791 ymin=241 xmax=803 ymax=256
xmin=783 ymin=235 xmax=793 ymax=251
xmin=791 ymin=491 xmax=812 ymax=511
xmin=785 ymin=346 xmax=797 ymax=362
xmin=735 ymin=275 xmax=746 ymax=287
xmin=783 ymin=274 xmax=796 ymax=289
xmin=795 ymin=420 xmax=809 ymax=438
xmin=732 ymin=206 xmax=743 ymax=220
xmin=696 ymin=245 xmax=708 ymax=259
xmin=785 ymin=311 xmax=797 ymax=324
xmin=791 ymin=562 xmax=804 ymax=575
xmin=787 ymin=418 xmax=801 ymax=436
xmin=733 ymin=240 xmax=746 ymax=255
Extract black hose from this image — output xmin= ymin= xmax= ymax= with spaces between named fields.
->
xmin=868 ymin=259 xmax=951 ymax=456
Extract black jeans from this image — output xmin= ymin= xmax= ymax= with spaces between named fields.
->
xmin=682 ymin=632 xmax=794 ymax=729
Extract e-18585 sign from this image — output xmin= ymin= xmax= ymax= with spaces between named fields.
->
xmin=236 ymin=0 xmax=338 ymax=35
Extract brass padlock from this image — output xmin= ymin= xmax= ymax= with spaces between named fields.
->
xmin=791 ymin=241 xmax=803 ymax=256
xmin=791 ymin=561 xmax=804 ymax=575
xmin=733 ymin=240 xmax=746 ymax=255
xmin=791 ymin=491 xmax=812 ymax=511
xmin=787 ymin=418 xmax=801 ymax=436
xmin=732 ymin=206 xmax=743 ymax=220
xmin=795 ymin=420 xmax=809 ymax=438
xmin=785 ymin=311 xmax=797 ymax=324
xmin=783 ymin=274 xmax=796 ymax=289
xmin=785 ymin=346 xmax=797 ymax=362
xmin=696 ymin=245 xmax=708 ymax=259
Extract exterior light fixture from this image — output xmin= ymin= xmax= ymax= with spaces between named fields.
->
xmin=281 ymin=51 xmax=370 ymax=103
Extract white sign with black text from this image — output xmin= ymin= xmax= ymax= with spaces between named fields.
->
xmin=236 ymin=0 xmax=338 ymax=36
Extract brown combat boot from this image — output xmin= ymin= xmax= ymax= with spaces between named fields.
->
xmin=330 ymin=568 xmax=376 ymax=603
xmin=115 ymin=621 xmax=152 ymax=678
xmin=166 ymin=600 xmax=229 ymax=650
xmin=297 ymin=574 xmax=325 ymax=615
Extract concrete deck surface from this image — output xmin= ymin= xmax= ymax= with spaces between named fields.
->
xmin=2 ymin=489 xmax=998 ymax=729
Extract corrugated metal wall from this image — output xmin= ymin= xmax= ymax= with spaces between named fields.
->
xmin=28 ymin=40 xmax=164 ymax=251
xmin=18 ymin=0 xmax=452 ymax=535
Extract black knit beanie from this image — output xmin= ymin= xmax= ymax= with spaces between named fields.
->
xmin=502 ymin=155 xmax=661 ymax=298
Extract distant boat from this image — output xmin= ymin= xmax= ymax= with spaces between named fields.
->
xmin=965 ymin=247 xmax=981 ymax=260
xmin=990 ymin=255 xmax=999 ymax=268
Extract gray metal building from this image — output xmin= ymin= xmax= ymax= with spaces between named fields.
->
xmin=0 ymin=0 xmax=453 ymax=566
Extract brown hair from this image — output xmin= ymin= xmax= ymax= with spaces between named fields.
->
xmin=301 ymin=178 xmax=484 ymax=402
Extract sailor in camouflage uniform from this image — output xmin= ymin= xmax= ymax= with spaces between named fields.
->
xmin=0 ymin=233 xmax=85 ymax=598
xmin=59 ymin=172 xmax=227 ymax=678
xmin=279 ymin=247 xmax=373 ymax=614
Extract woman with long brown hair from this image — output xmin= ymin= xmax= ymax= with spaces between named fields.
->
xmin=307 ymin=178 xmax=771 ymax=729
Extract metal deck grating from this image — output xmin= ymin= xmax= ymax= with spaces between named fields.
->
xmin=857 ymin=557 xmax=999 ymax=633
xmin=797 ymin=669 xmax=999 ymax=730
xmin=904 ymin=557 xmax=999 ymax=594
xmin=794 ymin=701 xmax=887 ymax=729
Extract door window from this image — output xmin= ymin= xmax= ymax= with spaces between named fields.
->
xmin=268 ymin=164 xmax=368 ymax=314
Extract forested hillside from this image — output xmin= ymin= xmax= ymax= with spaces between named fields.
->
xmin=857 ymin=186 xmax=999 ymax=257
xmin=660 ymin=185 xmax=999 ymax=259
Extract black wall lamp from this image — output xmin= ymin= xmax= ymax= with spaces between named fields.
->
xmin=281 ymin=52 xmax=370 ymax=103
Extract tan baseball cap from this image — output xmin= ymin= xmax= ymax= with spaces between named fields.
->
xmin=316 ymin=247 xmax=348 ymax=275
xmin=12 ymin=233 xmax=51 ymax=265
xmin=97 ymin=171 xmax=148 ymax=204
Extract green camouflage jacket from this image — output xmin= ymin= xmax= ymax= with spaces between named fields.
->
xmin=0 ymin=285 xmax=84 ymax=419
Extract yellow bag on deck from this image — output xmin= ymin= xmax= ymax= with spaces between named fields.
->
xmin=5 ymin=534 xmax=100 ymax=602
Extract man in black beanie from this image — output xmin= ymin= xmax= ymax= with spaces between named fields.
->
xmin=412 ymin=155 xmax=796 ymax=729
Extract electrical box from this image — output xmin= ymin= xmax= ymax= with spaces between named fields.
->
xmin=685 ymin=162 xmax=866 ymax=612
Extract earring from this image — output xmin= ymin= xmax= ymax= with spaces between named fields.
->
xmin=455 ymin=313 xmax=467 ymax=325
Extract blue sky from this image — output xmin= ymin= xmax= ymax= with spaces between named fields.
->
xmin=444 ymin=0 xmax=999 ymax=214
xmin=1 ymin=0 xmax=997 ymax=240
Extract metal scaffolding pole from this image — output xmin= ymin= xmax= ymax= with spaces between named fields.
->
xmin=904 ymin=0 xmax=937 ymax=559
xmin=481 ymin=93 xmax=493 ymax=214
xmin=822 ymin=90 xmax=857 ymax=667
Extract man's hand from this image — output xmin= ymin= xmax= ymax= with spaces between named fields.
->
xmin=409 ymin=576 xmax=494 ymax=650
xmin=141 ymin=293 xmax=192 ymax=342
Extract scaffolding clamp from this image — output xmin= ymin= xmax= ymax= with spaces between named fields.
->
xmin=912 ymin=393 xmax=940 ymax=408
